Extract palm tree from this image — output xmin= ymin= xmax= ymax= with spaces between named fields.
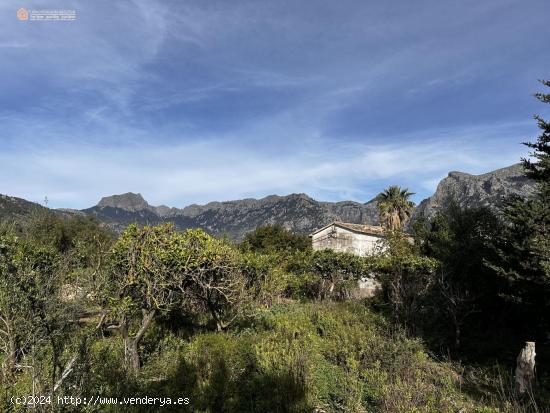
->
xmin=376 ymin=186 xmax=415 ymax=230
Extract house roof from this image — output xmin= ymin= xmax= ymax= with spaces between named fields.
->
xmin=309 ymin=221 xmax=386 ymax=237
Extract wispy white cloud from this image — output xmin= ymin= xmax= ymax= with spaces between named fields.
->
xmin=0 ymin=119 xmax=531 ymax=209
xmin=0 ymin=0 xmax=547 ymax=210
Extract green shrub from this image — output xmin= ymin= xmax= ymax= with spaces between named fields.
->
xmin=155 ymin=302 xmax=487 ymax=413
xmin=241 ymin=225 xmax=311 ymax=254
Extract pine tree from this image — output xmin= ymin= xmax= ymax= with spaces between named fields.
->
xmin=488 ymin=80 xmax=550 ymax=334
xmin=524 ymin=79 xmax=550 ymax=192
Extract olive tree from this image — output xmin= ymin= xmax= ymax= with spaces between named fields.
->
xmin=173 ymin=229 xmax=248 ymax=331
xmin=108 ymin=224 xmax=181 ymax=373
xmin=108 ymin=225 xmax=248 ymax=373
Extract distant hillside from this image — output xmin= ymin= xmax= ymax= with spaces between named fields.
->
xmin=83 ymin=193 xmax=380 ymax=239
xmin=0 ymin=194 xmax=87 ymax=225
xmin=0 ymin=194 xmax=46 ymax=221
xmin=413 ymin=163 xmax=536 ymax=220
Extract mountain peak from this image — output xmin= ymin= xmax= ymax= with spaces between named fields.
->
xmin=448 ymin=170 xmax=472 ymax=179
xmin=97 ymin=192 xmax=150 ymax=212
xmin=414 ymin=163 xmax=536 ymax=220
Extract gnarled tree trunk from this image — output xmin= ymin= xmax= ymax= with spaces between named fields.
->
xmin=120 ymin=309 xmax=156 ymax=374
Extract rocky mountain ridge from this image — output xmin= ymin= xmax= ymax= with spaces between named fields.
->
xmin=413 ymin=163 xmax=537 ymax=220
xmin=83 ymin=163 xmax=536 ymax=238
xmin=83 ymin=192 xmax=380 ymax=239
xmin=0 ymin=163 xmax=536 ymax=240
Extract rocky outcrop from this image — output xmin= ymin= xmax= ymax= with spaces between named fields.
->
xmin=95 ymin=192 xmax=184 ymax=218
xmin=414 ymin=163 xmax=536 ymax=220
xmin=97 ymin=193 xmax=150 ymax=212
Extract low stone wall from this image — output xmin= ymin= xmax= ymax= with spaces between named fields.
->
xmin=350 ymin=276 xmax=382 ymax=299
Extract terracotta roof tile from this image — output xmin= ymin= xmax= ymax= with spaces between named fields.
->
xmin=334 ymin=221 xmax=386 ymax=235
xmin=310 ymin=221 xmax=386 ymax=236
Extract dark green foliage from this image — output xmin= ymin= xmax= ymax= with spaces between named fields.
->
xmin=374 ymin=231 xmax=439 ymax=335
xmin=0 ymin=231 xmax=74 ymax=399
xmin=487 ymin=80 xmax=550 ymax=338
xmin=524 ymin=80 xmax=550 ymax=185
xmin=241 ymin=225 xmax=311 ymax=254
xmin=418 ymin=204 xmax=510 ymax=352
xmin=25 ymin=210 xmax=114 ymax=255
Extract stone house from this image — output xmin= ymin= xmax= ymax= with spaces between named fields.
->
xmin=309 ymin=221 xmax=386 ymax=298
xmin=309 ymin=221 xmax=386 ymax=257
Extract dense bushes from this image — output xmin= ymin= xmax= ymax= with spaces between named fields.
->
xmin=173 ymin=302 xmax=472 ymax=413
xmin=0 ymin=211 xmax=548 ymax=412
xmin=241 ymin=225 xmax=311 ymax=254
xmin=374 ymin=232 xmax=439 ymax=336
xmin=70 ymin=303 xmax=491 ymax=413
xmin=275 ymin=248 xmax=371 ymax=300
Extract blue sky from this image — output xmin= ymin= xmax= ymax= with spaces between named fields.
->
xmin=0 ymin=0 xmax=549 ymax=209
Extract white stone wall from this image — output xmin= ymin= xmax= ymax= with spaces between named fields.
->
xmin=311 ymin=225 xmax=384 ymax=257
